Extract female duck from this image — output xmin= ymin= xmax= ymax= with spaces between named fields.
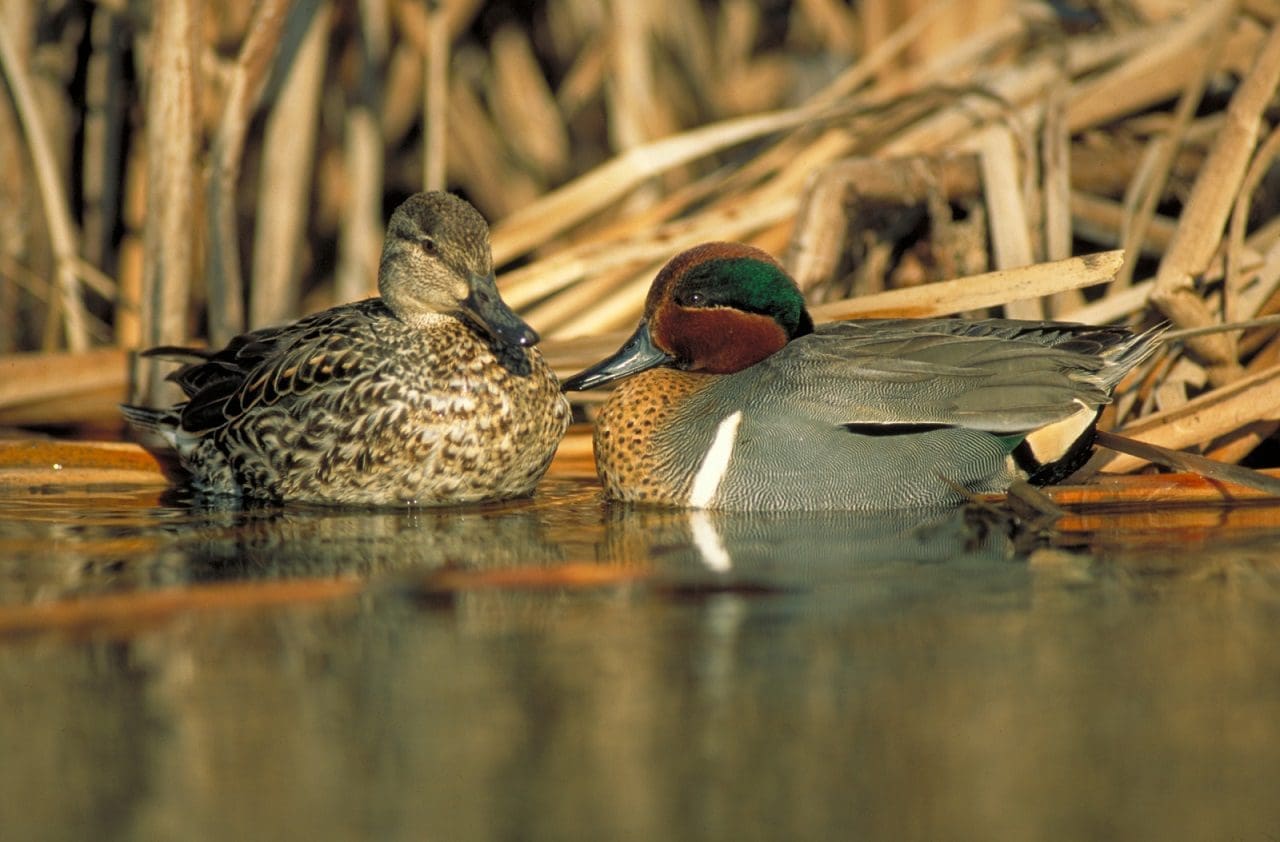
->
xmin=562 ymin=242 xmax=1159 ymax=511
xmin=124 ymin=192 xmax=569 ymax=505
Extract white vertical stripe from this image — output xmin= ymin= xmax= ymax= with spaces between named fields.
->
xmin=688 ymin=411 xmax=743 ymax=508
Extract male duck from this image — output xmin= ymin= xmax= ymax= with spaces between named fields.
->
xmin=124 ymin=191 xmax=570 ymax=505
xmin=562 ymin=242 xmax=1160 ymax=511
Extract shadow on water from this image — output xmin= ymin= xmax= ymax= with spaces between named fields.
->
xmin=3 ymin=481 xmax=1280 ymax=840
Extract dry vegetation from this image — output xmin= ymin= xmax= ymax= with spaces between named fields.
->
xmin=1 ymin=0 xmax=1280 ymax=474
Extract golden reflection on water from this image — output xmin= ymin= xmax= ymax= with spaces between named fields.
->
xmin=2 ymin=486 xmax=1280 ymax=839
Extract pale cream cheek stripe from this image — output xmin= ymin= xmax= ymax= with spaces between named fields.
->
xmin=688 ymin=411 xmax=743 ymax=508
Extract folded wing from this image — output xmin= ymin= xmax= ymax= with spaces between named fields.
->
xmin=722 ymin=318 xmax=1159 ymax=434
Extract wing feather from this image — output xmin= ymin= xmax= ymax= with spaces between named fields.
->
xmin=168 ymin=299 xmax=390 ymax=433
xmin=707 ymin=318 xmax=1158 ymax=434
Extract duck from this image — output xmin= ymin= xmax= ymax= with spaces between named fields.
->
xmin=561 ymin=242 xmax=1161 ymax=511
xmin=123 ymin=191 xmax=570 ymax=505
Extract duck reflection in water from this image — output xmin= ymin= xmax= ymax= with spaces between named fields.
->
xmin=172 ymin=488 xmax=589 ymax=583
xmin=601 ymin=503 xmax=1021 ymax=589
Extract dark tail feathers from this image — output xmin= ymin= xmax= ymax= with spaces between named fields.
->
xmin=119 ymin=404 xmax=177 ymax=434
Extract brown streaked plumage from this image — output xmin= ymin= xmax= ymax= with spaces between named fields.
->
xmin=123 ymin=191 xmax=569 ymax=505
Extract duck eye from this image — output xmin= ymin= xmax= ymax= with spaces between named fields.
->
xmin=685 ymin=292 xmax=706 ymax=307
xmin=419 ymin=236 xmax=438 ymax=254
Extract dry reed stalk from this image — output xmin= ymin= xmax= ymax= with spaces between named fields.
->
xmin=1042 ymin=79 xmax=1083 ymax=316
xmin=1066 ymin=1 xmax=1234 ymax=133
xmin=1206 ymin=421 xmax=1277 ymax=466
xmin=114 ymin=144 xmax=146 ymax=349
xmin=1070 ymin=192 xmax=1177 ymax=257
xmin=337 ymin=115 xmax=384 ymax=302
xmin=138 ymin=0 xmax=201 ymax=403
xmin=1151 ymin=19 xmax=1280 ymax=383
xmin=796 ymin=0 xmax=859 ymax=55
xmin=537 ymin=332 xmax=628 ymax=381
xmin=444 ymin=72 xmax=504 ymax=217
xmin=555 ymin=32 xmax=607 ymax=118
xmin=1112 ymin=5 xmax=1229 ymax=293
xmin=1047 ymin=471 xmax=1280 ymax=510
xmin=526 ymin=264 xmax=643 ymax=336
xmin=606 ymin=0 xmax=652 ymax=151
xmin=717 ymin=0 xmax=759 ymax=73
xmin=1105 ymin=363 xmax=1280 ymax=470
xmin=553 ymin=0 xmax=952 ymax=254
xmin=488 ymin=105 xmax=831 ymax=266
xmin=1061 ymin=281 xmax=1154 ymax=326
xmin=785 ymin=153 xmax=982 ymax=291
xmin=1226 ymin=123 xmax=1280 ymax=323
xmin=880 ymin=57 xmax=1061 ymax=156
xmin=538 ymin=196 xmax=800 ymax=337
xmin=897 ymin=9 xmax=1029 ymax=95
xmin=750 ymin=218 xmax=794 ymax=258
xmin=913 ymin=0 xmax=1003 ymax=64
xmin=422 ymin=0 xmax=447 ymax=191
xmin=251 ymin=0 xmax=331 ymax=328
xmin=1207 ymin=258 xmax=1280 ymax=461
xmin=1234 ymin=252 xmax=1280 ymax=345
xmin=713 ymin=55 xmax=793 ymax=121
xmin=205 ymin=0 xmax=290 ymax=345
xmin=552 ymin=165 xmax=730 ymax=255
xmin=649 ymin=0 xmax=713 ymax=108
xmin=0 ymin=348 xmax=129 ymax=425
xmin=0 ymin=439 xmax=163 ymax=475
xmin=502 ymin=193 xmax=789 ymax=311
xmin=1107 ymin=363 xmax=1280 ymax=472
xmin=394 ymin=0 xmax=484 ymax=41
xmin=820 ymin=0 xmax=961 ymax=105
xmin=335 ymin=1 xmax=389 ymax=304
xmin=552 ymin=266 xmax=662 ymax=337
xmin=1071 ymin=132 xmax=1203 ymax=200
xmin=80 ymin=7 xmax=124 ymax=271
xmin=489 ymin=26 xmax=568 ymax=184
xmin=70 ymin=257 xmax=117 ymax=304
xmin=1242 ymin=0 xmax=1280 ymax=22
xmin=809 ymin=250 xmax=1123 ymax=321
xmin=0 ymin=274 xmax=17 ymax=355
xmin=977 ymin=124 xmax=1041 ymax=319
xmin=0 ymin=15 xmax=87 ymax=353
xmin=382 ymin=41 xmax=423 ymax=145
xmin=858 ymin=0 xmax=895 ymax=80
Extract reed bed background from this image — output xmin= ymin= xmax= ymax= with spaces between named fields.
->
xmin=2 ymin=0 xmax=1280 ymax=473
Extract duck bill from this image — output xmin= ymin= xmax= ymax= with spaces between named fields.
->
xmin=562 ymin=322 xmax=674 ymax=391
xmin=461 ymin=272 xmax=540 ymax=349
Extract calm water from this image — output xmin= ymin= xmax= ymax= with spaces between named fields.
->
xmin=3 ymin=479 xmax=1280 ymax=841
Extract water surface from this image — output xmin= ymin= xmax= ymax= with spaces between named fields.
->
xmin=3 ymin=480 xmax=1280 ymax=840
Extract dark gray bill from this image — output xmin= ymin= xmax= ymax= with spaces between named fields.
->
xmin=561 ymin=322 xmax=674 ymax=391
xmin=462 ymin=273 xmax=539 ymax=349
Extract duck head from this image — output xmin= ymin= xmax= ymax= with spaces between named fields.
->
xmin=379 ymin=191 xmax=538 ymax=349
xmin=563 ymin=242 xmax=814 ymax=390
